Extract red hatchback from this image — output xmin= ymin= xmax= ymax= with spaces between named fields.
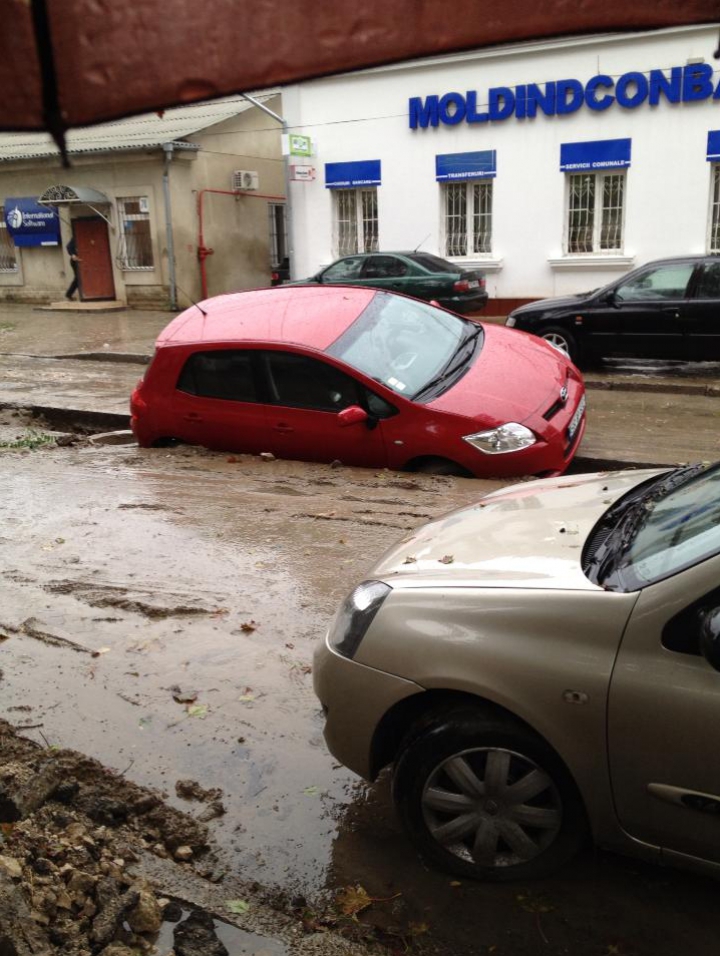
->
xmin=130 ymin=286 xmax=586 ymax=478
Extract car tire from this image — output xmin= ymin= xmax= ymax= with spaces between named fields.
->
xmin=392 ymin=707 xmax=588 ymax=882
xmin=540 ymin=326 xmax=579 ymax=364
xmin=414 ymin=457 xmax=470 ymax=477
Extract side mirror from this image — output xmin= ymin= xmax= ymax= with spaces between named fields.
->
xmin=601 ymin=289 xmax=618 ymax=307
xmin=699 ymin=607 xmax=720 ymax=671
xmin=337 ymin=405 xmax=369 ymax=428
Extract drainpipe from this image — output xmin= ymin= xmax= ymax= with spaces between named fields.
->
xmin=162 ymin=143 xmax=178 ymax=311
xmin=197 ymin=188 xmax=286 ymax=300
xmin=239 ymin=93 xmax=294 ymax=282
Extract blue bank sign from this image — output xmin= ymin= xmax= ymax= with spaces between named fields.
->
xmin=4 ymin=197 xmax=60 ymax=247
xmin=409 ymin=64 xmax=720 ymax=129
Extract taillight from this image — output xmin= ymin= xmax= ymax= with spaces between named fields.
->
xmin=479 ymin=277 xmax=486 ymax=289
xmin=453 ymin=279 xmax=469 ymax=292
xmin=271 ymin=271 xmax=279 ymax=282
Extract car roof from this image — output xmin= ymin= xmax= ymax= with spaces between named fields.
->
xmin=156 ymin=285 xmax=377 ymax=350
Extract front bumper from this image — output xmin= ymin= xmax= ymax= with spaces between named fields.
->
xmin=313 ymin=635 xmax=422 ymax=780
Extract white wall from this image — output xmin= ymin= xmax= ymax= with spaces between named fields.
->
xmin=284 ymin=25 xmax=720 ymax=301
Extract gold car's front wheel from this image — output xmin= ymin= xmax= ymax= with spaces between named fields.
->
xmin=393 ymin=708 xmax=588 ymax=881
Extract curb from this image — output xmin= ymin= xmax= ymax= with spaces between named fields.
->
xmin=0 ymin=401 xmax=129 ymax=433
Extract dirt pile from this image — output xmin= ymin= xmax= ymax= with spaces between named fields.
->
xmin=0 ymin=719 xmax=211 ymax=956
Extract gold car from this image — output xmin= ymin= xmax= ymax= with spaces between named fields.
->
xmin=314 ymin=463 xmax=720 ymax=881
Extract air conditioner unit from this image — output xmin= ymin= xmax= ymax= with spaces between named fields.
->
xmin=233 ymin=170 xmax=259 ymax=191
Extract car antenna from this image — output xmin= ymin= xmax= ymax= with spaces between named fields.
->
xmin=413 ymin=234 xmax=431 ymax=253
xmin=175 ymin=283 xmax=208 ymax=317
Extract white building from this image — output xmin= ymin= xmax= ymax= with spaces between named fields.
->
xmin=283 ymin=24 xmax=720 ymax=312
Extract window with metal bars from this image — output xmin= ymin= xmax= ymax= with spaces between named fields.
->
xmin=268 ymin=203 xmax=288 ymax=267
xmin=710 ymin=165 xmax=720 ymax=254
xmin=0 ymin=208 xmax=17 ymax=272
xmin=443 ymin=181 xmax=492 ymax=258
xmin=566 ymin=172 xmax=625 ymax=254
xmin=117 ymin=196 xmax=154 ymax=269
xmin=333 ymin=188 xmax=378 ymax=257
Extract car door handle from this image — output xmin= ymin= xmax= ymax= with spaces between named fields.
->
xmin=183 ymin=413 xmax=203 ymax=422
xmin=273 ymin=423 xmax=294 ymax=433
xmin=662 ymin=308 xmax=680 ymax=318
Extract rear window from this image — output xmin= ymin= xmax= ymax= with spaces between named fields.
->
xmin=177 ymin=350 xmax=257 ymax=402
xmin=407 ymin=253 xmax=457 ymax=273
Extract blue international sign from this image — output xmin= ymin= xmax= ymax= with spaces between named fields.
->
xmin=708 ymin=131 xmax=720 ymax=161
xmin=436 ymin=150 xmax=497 ymax=181
xmin=325 ymin=160 xmax=381 ymax=189
xmin=4 ymin=197 xmax=60 ymax=247
xmin=409 ymin=63 xmax=720 ymax=129
xmin=560 ymin=139 xmax=632 ymax=171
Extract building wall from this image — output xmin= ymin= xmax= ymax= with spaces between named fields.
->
xmin=283 ymin=26 xmax=720 ymax=309
xmin=182 ymin=94 xmax=286 ymax=302
xmin=0 ymin=96 xmax=285 ymax=308
xmin=0 ymin=153 xmax=169 ymax=305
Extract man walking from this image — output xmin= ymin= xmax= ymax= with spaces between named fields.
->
xmin=65 ymin=236 xmax=82 ymax=301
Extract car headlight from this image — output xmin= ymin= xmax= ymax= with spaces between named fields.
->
xmin=464 ymin=423 xmax=537 ymax=454
xmin=328 ymin=580 xmax=391 ymax=659
xmin=506 ymin=315 xmax=517 ymax=327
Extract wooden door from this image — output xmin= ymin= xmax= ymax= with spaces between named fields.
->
xmin=73 ymin=217 xmax=115 ymax=300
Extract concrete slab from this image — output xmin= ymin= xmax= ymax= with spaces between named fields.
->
xmin=39 ymin=299 xmax=128 ymax=312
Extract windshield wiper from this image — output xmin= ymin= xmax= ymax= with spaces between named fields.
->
xmin=412 ymin=326 xmax=483 ymax=400
xmin=588 ymin=463 xmax=709 ymax=583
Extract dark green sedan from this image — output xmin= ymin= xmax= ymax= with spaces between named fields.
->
xmin=291 ymin=252 xmax=488 ymax=314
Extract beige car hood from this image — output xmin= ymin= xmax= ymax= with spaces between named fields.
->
xmin=371 ymin=469 xmax=665 ymax=591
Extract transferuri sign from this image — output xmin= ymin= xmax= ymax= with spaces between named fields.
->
xmin=409 ymin=64 xmax=720 ymax=129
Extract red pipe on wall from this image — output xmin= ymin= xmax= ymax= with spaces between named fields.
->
xmin=197 ymin=187 xmax=286 ymax=300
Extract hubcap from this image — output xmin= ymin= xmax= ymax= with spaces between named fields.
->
xmin=421 ymin=747 xmax=562 ymax=868
xmin=543 ymin=333 xmax=570 ymax=356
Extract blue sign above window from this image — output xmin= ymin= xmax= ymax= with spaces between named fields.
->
xmin=560 ymin=139 xmax=632 ymax=172
xmin=325 ymin=160 xmax=381 ymax=189
xmin=4 ymin=197 xmax=60 ymax=247
xmin=436 ymin=150 xmax=497 ymax=181
xmin=708 ymin=131 xmax=720 ymax=161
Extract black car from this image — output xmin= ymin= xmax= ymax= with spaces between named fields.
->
xmin=506 ymin=256 xmax=720 ymax=365
xmin=290 ymin=251 xmax=488 ymax=314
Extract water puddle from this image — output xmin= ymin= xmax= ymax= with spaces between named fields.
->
xmin=155 ymin=905 xmax=287 ymax=955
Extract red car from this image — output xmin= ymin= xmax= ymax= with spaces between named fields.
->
xmin=130 ymin=286 xmax=586 ymax=478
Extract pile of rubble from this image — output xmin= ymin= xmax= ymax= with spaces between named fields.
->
xmin=0 ymin=719 xmax=209 ymax=956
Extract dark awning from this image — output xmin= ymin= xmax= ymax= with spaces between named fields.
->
xmin=1 ymin=1 xmax=717 ymax=147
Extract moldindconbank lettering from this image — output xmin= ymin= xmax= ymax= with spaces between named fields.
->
xmin=409 ymin=64 xmax=720 ymax=128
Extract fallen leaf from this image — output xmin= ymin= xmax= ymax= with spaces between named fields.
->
xmin=408 ymin=921 xmax=430 ymax=936
xmin=225 ymin=899 xmax=250 ymax=915
xmin=238 ymin=693 xmax=255 ymax=703
xmin=285 ymin=642 xmax=295 ymax=650
xmin=450 ymin=880 xmax=462 ymax=887
xmin=187 ymin=704 xmax=208 ymax=719
xmin=439 ymin=554 xmax=454 ymax=564
xmin=138 ymin=717 xmax=152 ymax=729
xmin=239 ymin=621 xmax=257 ymax=633
xmin=403 ymin=556 xmax=417 ymax=564
xmin=516 ymin=892 xmax=554 ymax=914
xmin=303 ymin=786 xmax=320 ymax=797
xmin=336 ymin=884 xmax=373 ymax=917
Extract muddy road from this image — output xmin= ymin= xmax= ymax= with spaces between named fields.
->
xmin=1 ymin=424 xmax=719 ymax=955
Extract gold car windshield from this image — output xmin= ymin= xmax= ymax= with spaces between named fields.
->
xmin=593 ymin=464 xmax=720 ymax=590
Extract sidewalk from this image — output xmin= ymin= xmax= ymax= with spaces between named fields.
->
xmin=0 ymin=303 xmax=718 ymax=469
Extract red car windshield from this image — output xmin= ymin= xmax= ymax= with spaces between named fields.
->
xmin=327 ymin=292 xmax=474 ymax=399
